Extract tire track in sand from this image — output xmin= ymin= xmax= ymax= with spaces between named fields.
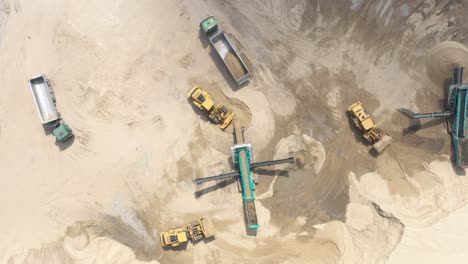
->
xmin=52 ymin=20 xmax=165 ymax=156
xmin=376 ymin=147 xmax=418 ymax=197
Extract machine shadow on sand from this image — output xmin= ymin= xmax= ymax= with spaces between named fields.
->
xmin=187 ymin=97 xmax=213 ymax=124
xmin=42 ymin=125 xmax=75 ymax=151
xmin=194 ymin=177 xmax=238 ymax=198
xmin=42 ymin=125 xmax=54 ymax=136
xmin=398 ymin=77 xmax=455 ymax=135
xmin=398 ymin=108 xmax=447 ymax=134
xmin=398 ymin=108 xmax=465 ymax=175
xmin=194 ymin=168 xmax=289 ymax=198
xmin=57 ymin=135 xmax=75 ymax=151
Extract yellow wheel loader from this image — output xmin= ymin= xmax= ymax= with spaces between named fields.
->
xmin=348 ymin=102 xmax=392 ymax=153
xmin=160 ymin=218 xmax=215 ymax=248
xmin=188 ymin=85 xmax=235 ymax=130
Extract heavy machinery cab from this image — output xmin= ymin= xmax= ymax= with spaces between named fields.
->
xmin=53 ymin=123 xmax=73 ymax=143
xmin=349 ymin=102 xmax=376 ymax=131
xmin=160 ymin=219 xmax=215 ymax=248
xmin=200 ymin=96 xmax=215 ymax=111
xmin=200 ymin=16 xmax=218 ymax=35
xmin=160 ymin=227 xmax=188 ymax=247
xmin=188 ymin=85 xmax=234 ymax=129
xmin=188 ymin=85 xmax=215 ymax=111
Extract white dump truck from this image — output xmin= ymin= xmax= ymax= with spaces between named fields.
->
xmin=28 ymin=75 xmax=73 ymax=142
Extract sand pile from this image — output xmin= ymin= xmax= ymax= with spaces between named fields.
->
xmin=388 ymin=205 xmax=468 ymax=263
xmin=274 ymin=133 xmax=326 ymax=173
xmin=257 ymin=132 xmax=325 ymax=200
xmin=426 ymin=41 xmax=468 ymax=85
xmin=224 ymin=52 xmax=246 ymax=80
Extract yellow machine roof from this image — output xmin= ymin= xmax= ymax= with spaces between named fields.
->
xmin=351 ymin=106 xmax=367 ymax=121
xmin=177 ymin=232 xmax=188 ymax=242
xmin=361 ymin=118 xmax=375 ymax=130
xmin=202 ymin=100 xmax=214 ymax=110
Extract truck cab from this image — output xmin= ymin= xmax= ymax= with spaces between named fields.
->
xmin=53 ymin=123 xmax=74 ymax=143
xmin=200 ymin=16 xmax=218 ymax=35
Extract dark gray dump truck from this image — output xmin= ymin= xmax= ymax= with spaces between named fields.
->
xmin=201 ymin=16 xmax=251 ymax=86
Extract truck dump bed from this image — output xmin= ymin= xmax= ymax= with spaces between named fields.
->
xmin=458 ymin=139 xmax=468 ymax=167
xmin=29 ymin=75 xmax=59 ymax=125
xmin=455 ymin=88 xmax=468 ymax=167
xmin=209 ymin=31 xmax=250 ymax=86
xmin=244 ymin=200 xmax=258 ymax=228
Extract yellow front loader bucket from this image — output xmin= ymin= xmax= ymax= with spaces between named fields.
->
xmin=220 ymin=113 xmax=235 ymax=130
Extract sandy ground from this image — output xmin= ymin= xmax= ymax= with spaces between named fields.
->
xmin=2 ymin=0 xmax=468 ymax=263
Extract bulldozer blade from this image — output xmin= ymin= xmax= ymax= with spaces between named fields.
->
xmin=372 ymin=134 xmax=392 ymax=154
xmin=220 ymin=113 xmax=235 ymax=130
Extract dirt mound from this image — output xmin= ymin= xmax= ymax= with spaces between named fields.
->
xmin=274 ymin=133 xmax=326 ymax=173
xmin=426 ymin=41 xmax=468 ymax=85
xmin=225 ymin=52 xmax=246 ymax=80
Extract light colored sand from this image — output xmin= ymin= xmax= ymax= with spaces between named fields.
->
xmin=224 ymin=52 xmax=246 ymax=80
xmin=388 ymin=205 xmax=468 ymax=264
xmin=2 ymin=0 xmax=468 ymax=263
xmin=253 ymin=63 xmax=297 ymax=119
xmin=0 ymin=0 xmax=222 ymax=261
xmin=314 ymin=221 xmax=355 ymax=263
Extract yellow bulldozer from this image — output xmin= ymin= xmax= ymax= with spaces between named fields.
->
xmin=160 ymin=218 xmax=215 ymax=248
xmin=188 ymin=85 xmax=235 ymax=130
xmin=348 ymin=102 xmax=392 ymax=154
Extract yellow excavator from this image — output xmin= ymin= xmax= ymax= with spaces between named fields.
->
xmin=160 ymin=218 xmax=215 ymax=248
xmin=188 ymin=85 xmax=235 ymax=130
xmin=348 ymin=102 xmax=392 ymax=154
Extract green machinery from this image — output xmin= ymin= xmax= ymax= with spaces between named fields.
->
xmin=194 ymin=123 xmax=294 ymax=230
xmin=52 ymin=122 xmax=73 ymax=143
xmin=200 ymin=16 xmax=218 ymax=35
xmin=410 ymin=67 xmax=468 ymax=167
